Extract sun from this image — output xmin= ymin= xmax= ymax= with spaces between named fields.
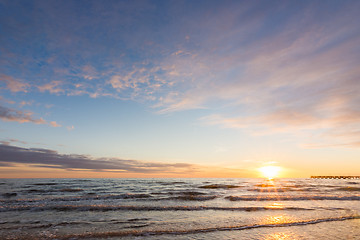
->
xmin=259 ymin=166 xmax=281 ymax=179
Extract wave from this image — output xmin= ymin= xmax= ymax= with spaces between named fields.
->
xmin=225 ymin=195 xmax=360 ymax=201
xmin=155 ymin=181 xmax=187 ymax=185
xmin=0 ymin=193 xmax=153 ymax=203
xmin=0 ymin=218 xmax=153 ymax=230
xmin=0 ymin=204 xmax=314 ymax=212
xmin=32 ymin=183 xmax=58 ymax=186
xmin=199 ymin=184 xmax=242 ymax=189
xmin=25 ymin=189 xmax=48 ymax=193
xmin=255 ymin=183 xmax=275 ymax=187
xmin=171 ymin=191 xmax=206 ymax=195
xmin=247 ymin=188 xmax=299 ymax=192
xmin=167 ymin=195 xmax=217 ymax=201
xmin=336 ymin=187 xmax=360 ymax=192
xmin=127 ymin=218 xmax=151 ymax=222
xmin=2 ymin=193 xmax=17 ymax=198
xmin=0 ymin=220 xmax=94 ymax=230
xmin=58 ymin=215 xmax=359 ymax=239
xmin=59 ymin=188 xmax=83 ymax=192
xmin=3 ymin=191 xmax=360 ymax=204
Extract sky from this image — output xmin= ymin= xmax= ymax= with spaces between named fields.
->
xmin=1 ymin=0 xmax=360 ymax=178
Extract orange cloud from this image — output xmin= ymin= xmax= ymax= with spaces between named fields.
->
xmin=37 ymin=80 xmax=64 ymax=94
xmin=49 ymin=121 xmax=61 ymax=127
xmin=0 ymin=74 xmax=29 ymax=92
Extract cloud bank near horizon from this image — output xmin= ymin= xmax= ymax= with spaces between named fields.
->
xmin=0 ymin=144 xmax=199 ymax=174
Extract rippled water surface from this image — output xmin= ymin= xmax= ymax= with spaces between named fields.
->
xmin=0 ymin=178 xmax=359 ymax=239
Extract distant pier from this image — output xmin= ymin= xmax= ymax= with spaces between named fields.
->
xmin=311 ymin=176 xmax=360 ymax=179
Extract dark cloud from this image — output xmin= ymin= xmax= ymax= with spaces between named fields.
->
xmin=0 ymin=104 xmax=61 ymax=127
xmin=0 ymin=144 xmax=197 ymax=174
xmin=0 ymin=162 xmax=13 ymax=167
xmin=0 ymin=105 xmax=46 ymax=124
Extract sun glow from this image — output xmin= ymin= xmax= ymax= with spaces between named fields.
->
xmin=259 ymin=166 xmax=281 ymax=179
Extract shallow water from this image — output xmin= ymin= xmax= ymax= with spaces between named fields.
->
xmin=0 ymin=178 xmax=359 ymax=239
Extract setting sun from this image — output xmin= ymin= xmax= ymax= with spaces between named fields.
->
xmin=259 ymin=166 xmax=281 ymax=179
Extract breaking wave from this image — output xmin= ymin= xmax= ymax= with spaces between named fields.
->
xmin=225 ymin=195 xmax=360 ymax=201
xmin=58 ymin=215 xmax=359 ymax=239
xmin=0 ymin=204 xmax=314 ymax=212
xmin=199 ymin=184 xmax=242 ymax=189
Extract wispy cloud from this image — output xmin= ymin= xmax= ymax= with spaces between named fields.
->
xmin=1 ymin=0 xmax=359 ymax=149
xmin=106 ymin=64 xmax=174 ymax=101
xmin=19 ymin=100 xmax=33 ymax=107
xmin=302 ymin=141 xmax=360 ymax=149
xmin=167 ymin=2 xmax=360 ymax=147
xmin=50 ymin=121 xmax=61 ymax=127
xmin=0 ymin=96 xmax=15 ymax=105
xmin=0 ymin=138 xmax=28 ymax=146
xmin=0 ymin=74 xmax=29 ymax=92
xmin=67 ymin=125 xmax=75 ymax=131
xmin=37 ymin=80 xmax=65 ymax=94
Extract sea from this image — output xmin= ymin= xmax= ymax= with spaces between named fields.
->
xmin=0 ymin=178 xmax=359 ymax=240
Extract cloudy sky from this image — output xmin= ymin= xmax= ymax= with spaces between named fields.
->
xmin=1 ymin=0 xmax=359 ymax=178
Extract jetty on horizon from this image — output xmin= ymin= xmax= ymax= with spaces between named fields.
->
xmin=311 ymin=176 xmax=360 ymax=179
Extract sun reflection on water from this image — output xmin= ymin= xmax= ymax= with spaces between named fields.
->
xmin=263 ymin=232 xmax=295 ymax=240
xmin=261 ymin=214 xmax=294 ymax=225
xmin=260 ymin=214 xmax=299 ymax=239
xmin=266 ymin=202 xmax=284 ymax=209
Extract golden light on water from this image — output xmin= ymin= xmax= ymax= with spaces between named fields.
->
xmin=263 ymin=232 xmax=295 ymax=240
xmin=259 ymin=166 xmax=281 ymax=179
xmin=261 ymin=214 xmax=299 ymax=239
xmin=267 ymin=202 xmax=284 ymax=209
xmin=261 ymin=214 xmax=294 ymax=225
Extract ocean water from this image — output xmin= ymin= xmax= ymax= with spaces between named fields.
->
xmin=0 ymin=178 xmax=359 ymax=240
